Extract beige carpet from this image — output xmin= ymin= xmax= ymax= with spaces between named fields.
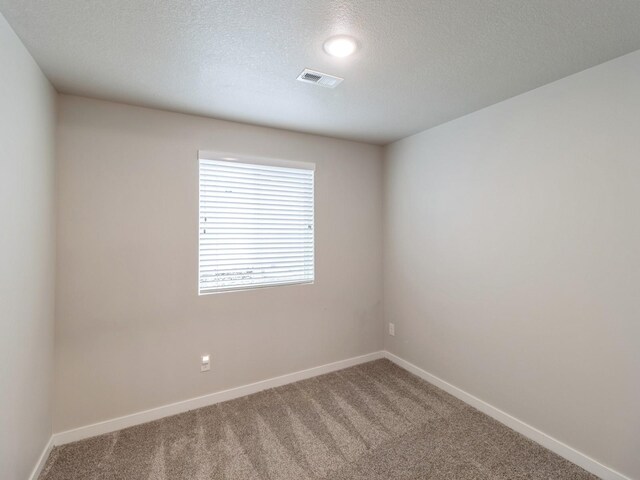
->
xmin=40 ymin=359 xmax=597 ymax=479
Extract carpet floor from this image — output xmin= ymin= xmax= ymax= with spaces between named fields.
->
xmin=40 ymin=359 xmax=597 ymax=479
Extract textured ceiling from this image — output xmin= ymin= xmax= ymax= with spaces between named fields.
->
xmin=2 ymin=1 xmax=640 ymax=144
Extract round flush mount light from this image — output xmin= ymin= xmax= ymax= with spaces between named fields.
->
xmin=323 ymin=35 xmax=358 ymax=58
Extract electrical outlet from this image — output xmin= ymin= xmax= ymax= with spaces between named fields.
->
xmin=201 ymin=354 xmax=211 ymax=372
xmin=388 ymin=323 xmax=395 ymax=336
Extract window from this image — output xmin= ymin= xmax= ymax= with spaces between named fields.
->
xmin=198 ymin=153 xmax=315 ymax=294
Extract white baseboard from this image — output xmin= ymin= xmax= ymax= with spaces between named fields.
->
xmin=47 ymin=349 xmax=632 ymax=480
xmin=384 ymin=351 xmax=632 ymax=480
xmin=53 ymin=351 xmax=384 ymax=446
xmin=29 ymin=435 xmax=54 ymax=480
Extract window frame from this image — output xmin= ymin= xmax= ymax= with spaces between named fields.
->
xmin=197 ymin=151 xmax=315 ymax=295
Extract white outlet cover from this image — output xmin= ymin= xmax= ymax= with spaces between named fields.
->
xmin=201 ymin=354 xmax=211 ymax=372
xmin=389 ymin=323 xmax=395 ymax=336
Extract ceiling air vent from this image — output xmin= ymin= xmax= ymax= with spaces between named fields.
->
xmin=297 ymin=68 xmax=343 ymax=88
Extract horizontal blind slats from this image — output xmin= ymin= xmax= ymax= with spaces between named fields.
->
xmin=200 ymin=276 xmax=313 ymax=293
xmin=200 ymin=229 xmax=312 ymax=234
xmin=200 ymin=241 xmax=313 ymax=247
xmin=200 ymin=246 xmax=312 ymax=255
xmin=200 ymin=206 xmax=312 ymax=214
xmin=200 ymin=199 xmax=313 ymax=208
xmin=200 ymin=280 xmax=312 ymax=294
xmin=200 ymin=160 xmax=313 ymax=177
xmin=200 ymin=171 xmax=311 ymax=190
xmin=200 ymin=188 xmax=313 ymax=204
xmin=200 ymin=217 xmax=312 ymax=225
xmin=199 ymin=176 xmax=312 ymax=191
xmin=199 ymin=157 xmax=314 ymax=293
xmin=199 ymin=259 xmax=313 ymax=269
xmin=201 ymin=214 xmax=313 ymax=222
xmin=200 ymin=249 xmax=312 ymax=256
xmin=200 ymin=249 xmax=314 ymax=259
xmin=200 ymin=263 xmax=313 ymax=273
xmin=199 ymin=234 xmax=313 ymax=240
xmin=200 ymin=257 xmax=313 ymax=268
xmin=200 ymin=271 xmax=313 ymax=285
xmin=201 ymin=224 xmax=312 ymax=230
xmin=200 ymin=270 xmax=313 ymax=281
xmin=199 ymin=169 xmax=313 ymax=186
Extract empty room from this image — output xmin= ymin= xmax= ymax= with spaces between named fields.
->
xmin=1 ymin=1 xmax=639 ymax=479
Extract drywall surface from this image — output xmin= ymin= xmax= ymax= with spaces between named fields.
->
xmin=4 ymin=1 xmax=640 ymax=144
xmin=384 ymin=50 xmax=640 ymax=478
xmin=0 ymin=12 xmax=57 ymax=480
xmin=55 ymin=95 xmax=383 ymax=431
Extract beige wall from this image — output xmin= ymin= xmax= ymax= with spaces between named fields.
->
xmin=55 ymin=95 xmax=384 ymax=432
xmin=384 ymin=50 xmax=640 ymax=479
xmin=9 ymin=14 xmax=636 ymax=477
xmin=0 ymin=12 xmax=57 ymax=480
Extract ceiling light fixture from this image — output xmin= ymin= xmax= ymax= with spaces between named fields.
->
xmin=323 ymin=35 xmax=358 ymax=58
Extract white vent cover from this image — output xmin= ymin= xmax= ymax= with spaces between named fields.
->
xmin=297 ymin=68 xmax=343 ymax=88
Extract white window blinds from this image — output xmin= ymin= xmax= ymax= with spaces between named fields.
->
xmin=199 ymin=155 xmax=315 ymax=294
